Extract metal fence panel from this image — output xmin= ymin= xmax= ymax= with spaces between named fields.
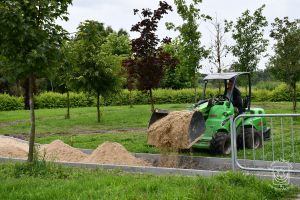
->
xmin=231 ymin=114 xmax=300 ymax=173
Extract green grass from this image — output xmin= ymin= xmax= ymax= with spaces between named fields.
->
xmin=237 ymin=117 xmax=300 ymax=162
xmin=2 ymin=102 xmax=300 ymax=161
xmin=0 ymin=102 xmax=296 ymax=135
xmin=0 ymin=104 xmax=189 ymax=135
xmin=0 ymin=162 xmax=298 ymax=200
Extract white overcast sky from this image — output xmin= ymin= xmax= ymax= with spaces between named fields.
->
xmin=58 ymin=0 xmax=300 ymax=72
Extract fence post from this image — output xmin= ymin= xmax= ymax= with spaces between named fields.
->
xmin=230 ymin=115 xmax=235 ymax=171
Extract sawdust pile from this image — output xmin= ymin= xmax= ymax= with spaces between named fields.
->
xmin=82 ymin=141 xmax=151 ymax=166
xmin=39 ymin=140 xmax=88 ymax=162
xmin=147 ymin=111 xmax=194 ymax=149
xmin=0 ymin=137 xmax=151 ymax=167
xmin=0 ymin=137 xmax=29 ymax=158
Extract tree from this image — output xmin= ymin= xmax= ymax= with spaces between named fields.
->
xmin=166 ymin=0 xmax=210 ymax=102
xmin=208 ymin=16 xmax=229 ymax=92
xmin=0 ymin=0 xmax=71 ymax=162
xmin=225 ymin=5 xmax=268 ymax=73
xmin=73 ymin=20 xmax=125 ymax=122
xmin=56 ymin=40 xmax=77 ymax=119
xmin=160 ymin=39 xmax=192 ymax=89
xmin=208 ymin=17 xmax=228 ymax=74
xmin=268 ymin=17 xmax=300 ymax=111
xmin=122 ymin=1 xmax=177 ymax=112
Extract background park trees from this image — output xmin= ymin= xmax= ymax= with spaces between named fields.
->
xmin=0 ymin=0 xmax=72 ymax=162
xmin=225 ymin=5 xmax=269 ymax=73
xmin=0 ymin=0 xmax=299 ymax=130
xmin=166 ymin=0 xmax=210 ymax=102
xmin=268 ymin=17 xmax=300 ymax=111
xmin=72 ymin=20 xmax=130 ymax=122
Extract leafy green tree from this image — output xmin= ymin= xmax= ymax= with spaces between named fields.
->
xmin=166 ymin=0 xmax=210 ymax=102
xmin=73 ymin=20 xmax=125 ymax=122
xmin=56 ymin=40 xmax=77 ymax=119
xmin=225 ymin=5 xmax=268 ymax=73
xmin=268 ymin=17 xmax=300 ymax=111
xmin=161 ymin=39 xmax=191 ymax=89
xmin=0 ymin=0 xmax=71 ymax=162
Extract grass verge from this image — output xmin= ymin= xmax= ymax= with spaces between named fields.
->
xmin=0 ymin=162 xmax=298 ymax=200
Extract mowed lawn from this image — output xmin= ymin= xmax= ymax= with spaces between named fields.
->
xmin=0 ymin=103 xmax=300 ymax=199
xmin=0 ymin=102 xmax=296 ymax=135
xmin=0 ymin=162 xmax=298 ymax=200
xmin=0 ymin=104 xmax=190 ymax=135
xmin=1 ymin=102 xmax=300 ymax=160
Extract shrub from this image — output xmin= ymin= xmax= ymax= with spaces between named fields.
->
xmin=35 ymin=92 xmax=94 ymax=109
xmin=269 ymin=83 xmax=300 ymax=102
xmin=1 ymin=83 xmax=300 ymax=111
xmin=0 ymin=94 xmax=23 ymax=111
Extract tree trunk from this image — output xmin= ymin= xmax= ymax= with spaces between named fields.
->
xmin=193 ymin=72 xmax=197 ymax=103
xmin=24 ymin=78 xmax=30 ymax=110
xmin=97 ymin=93 xmax=101 ymax=122
xmin=218 ymin=67 xmax=221 ymax=94
xmin=50 ymin=80 xmax=54 ymax=92
xmin=28 ymin=75 xmax=36 ymax=162
xmin=292 ymin=83 xmax=297 ymax=112
xmin=65 ymin=90 xmax=70 ymax=119
xmin=129 ymin=90 xmax=133 ymax=108
xmin=149 ymin=89 xmax=155 ymax=112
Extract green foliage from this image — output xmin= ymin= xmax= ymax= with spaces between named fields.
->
xmin=0 ymin=164 xmax=297 ymax=200
xmin=73 ymin=20 xmax=123 ymax=97
xmin=0 ymin=0 xmax=72 ymax=162
xmin=14 ymin=160 xmax=71 ymax=179
xmin=166 ymin=0 xmax=210 ymax=92
xmin=161 ymin=40 xmax=192 ymax=89
xmin=225 ymin=5 xmax=268 ymax=72
xmin=0 ymin=94 xmax=23 ymax=111
xmin=35 ymin=92 xmax=94 ymax=109
xmin=270 ymin=83 xmax=300 ymax=102
xmin=73 ymin=20 xmax=127 ymax=121
xmin=253 ymin=81 xmax=281 ymax=90
xmin=3 ymin=84 xmax=300 ymax=111
xmin=268 ymin=17 xmax=300 ymax=111
xmin=0 ymin=0 xmax=71 ymax=80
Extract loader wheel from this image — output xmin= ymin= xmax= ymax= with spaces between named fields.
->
xmin=238 ymin=128 xmax=262 ymax=149
xmin=210 ymin=132 xmax=231 ymax=155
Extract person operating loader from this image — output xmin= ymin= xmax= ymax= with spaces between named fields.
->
xmin=226 ymin=78 xmax=243 ymax=114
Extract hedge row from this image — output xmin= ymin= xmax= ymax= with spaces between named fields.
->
xmin=0 ymin=94 xmax=23 ymax=111
xmin=35 ymin=92 xmax=94 ymax=109
xmin=0 ymin=83 xmax=299 ymax=111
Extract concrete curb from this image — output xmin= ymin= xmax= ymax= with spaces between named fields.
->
xmin=0 ymin=157 xmax=219 ymax=177
xmin=1 ymin=156 xmax=300 ymax=186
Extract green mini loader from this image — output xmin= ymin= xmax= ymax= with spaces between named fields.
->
xmin=148 ymin=72 xmax=270 ymax=154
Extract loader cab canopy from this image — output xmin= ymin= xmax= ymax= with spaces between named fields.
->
xmin=203 ymin=72 xmax=249 ymax=81
xmin=202 ymin=72 xmax=251 ymax=111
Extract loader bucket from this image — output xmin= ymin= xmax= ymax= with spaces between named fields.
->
xmin=148 ymin=109 xmax=170 ymax=127
xmin=188 ymin=111 xmax=206 ymax=146
xmin=148 ymin=110 xmax=206 ymax=149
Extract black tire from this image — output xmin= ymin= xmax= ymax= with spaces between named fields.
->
xmin=237 ymin=128 xmax=262 ymax=149
xmin=210 ymin=132 xmax=231 ymax=155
